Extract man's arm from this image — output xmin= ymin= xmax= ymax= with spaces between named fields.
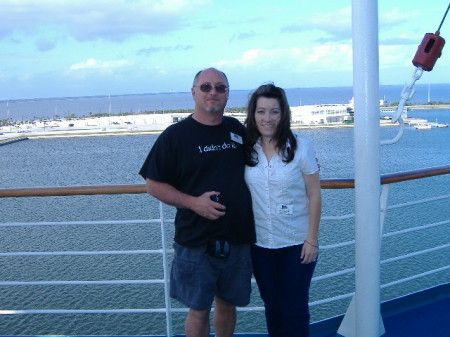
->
xmin=145 ymin=179 xmax=226 ymax=220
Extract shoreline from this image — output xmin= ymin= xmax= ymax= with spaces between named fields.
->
xmin=407 ymin=104 xmax=450 ymax=110
xmin=1 ymin=104 xmax=447 ymax=141
xmin=0 ymin=121 xmax=402 ymax=140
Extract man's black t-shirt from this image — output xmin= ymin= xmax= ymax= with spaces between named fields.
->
xmin=139 ymin=115 xmax=255 ymax=247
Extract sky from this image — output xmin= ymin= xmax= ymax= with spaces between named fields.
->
xmin=0 ymin=0 xmax=449 ymax=100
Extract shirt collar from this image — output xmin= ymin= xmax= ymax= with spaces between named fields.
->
xmin=255 ymin=137 xmax=263 ymax=149
xmin=255 ymin=135 xmax=294 ymax=149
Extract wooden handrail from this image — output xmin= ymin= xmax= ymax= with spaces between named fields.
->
xmin=0 ymin=165 xmax=448 ymax=198
xmin=321 ymin=179 xmax=355 ymax=189
xmin=0 ymin=184 xmax=146 ymax=198
xmin=380 ymin=165 xmax=450 ymax=184
xmin=322 ymin=165 xmax=450 ymax=189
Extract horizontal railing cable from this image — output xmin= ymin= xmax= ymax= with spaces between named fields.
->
xmin=4 ymin=262 xmax=446 ymax=317
xmin=386 ymin=194 xmax=449 ymax=210
xmin=3 ymin=263 xmax=447 ymax=317
xmin=380 ymin=265 xmax=450 ymax=289
xmin=0 ymin=249 xmax=168 ymax=257
xmin=312 ymin=243 xmax=449 ymax=282
xmin=0 ymin=280 xmax=164 ymax=286
xmin=1 ymin=239 xmax=446 ymax=288
xmin=0 ymin=219 xmax=167 ymax=227
xmin=381 ymin=243 xmax=450 ymax=264
xmin=383 ymin=220 xmax=449 ymax=238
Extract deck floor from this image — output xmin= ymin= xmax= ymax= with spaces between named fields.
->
xmin=313 ymin=284 xmax=450 ymax=337
xmin=381 ymin=296 xmax=450 ymax=337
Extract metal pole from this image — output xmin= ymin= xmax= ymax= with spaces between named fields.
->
xmin=352 ymin=0 xmax=381 ymax=336
xmin=159 ymin=202 xmax=173 ymax=337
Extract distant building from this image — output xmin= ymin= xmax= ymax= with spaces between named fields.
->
xmin=291 ymin=103 xmax=354 ymax=125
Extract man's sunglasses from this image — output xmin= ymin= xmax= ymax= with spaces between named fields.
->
xmin=194 ymin=83 xmax=229 ymax=93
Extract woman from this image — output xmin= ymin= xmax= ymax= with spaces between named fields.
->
xmin=244 ymin=83 xmax=321 ymax=337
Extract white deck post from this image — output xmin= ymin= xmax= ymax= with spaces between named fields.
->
xmin=351 ymin=0 xmax=382 ymax=336
xmin=159 ymin=202 xmax=173 ymax=337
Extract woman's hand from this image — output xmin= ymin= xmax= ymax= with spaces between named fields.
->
xmin=301 ymin=240 xmax=319 ymax=264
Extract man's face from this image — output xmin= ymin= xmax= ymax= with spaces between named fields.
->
xmin=192 ymin=69 xmax=229 ymax=114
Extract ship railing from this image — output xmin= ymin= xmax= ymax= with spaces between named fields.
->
xmin=0 ymin=165 xmax=449 ymax=336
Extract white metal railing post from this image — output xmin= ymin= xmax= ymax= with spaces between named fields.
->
xmin=379 ymin=184 xmax=390 ymax=237
xmin=159 ymin=201 xmax=173 ymax=337
xmin=344 ymin=0 xmax=382 ymax=336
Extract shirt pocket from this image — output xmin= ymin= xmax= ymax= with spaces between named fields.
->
xmin=269 ymin=164 xmax=297 ymax=200
xmin=245 ymin=166 xmax=265 ymax=189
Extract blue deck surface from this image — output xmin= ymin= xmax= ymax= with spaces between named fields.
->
xmin=382 ymin=295 xmax=450 ymax=337
xmin=314 ymin=283 xmax=450 ymax=337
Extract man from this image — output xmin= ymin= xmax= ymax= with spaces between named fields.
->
xmin=139 ymin=68 xmax=255 ymax=337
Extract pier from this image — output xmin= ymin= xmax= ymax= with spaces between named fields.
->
xmin=0 ymin=136 xmax=29 ymax=146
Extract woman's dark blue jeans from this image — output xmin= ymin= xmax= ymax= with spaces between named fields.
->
xmin=252 ymin=244 xmax=317 ymax=337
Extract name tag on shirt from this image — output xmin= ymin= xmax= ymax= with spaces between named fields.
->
xmin=276 ymin=204 xmax=293 ymax=215
xmin=230 ymin=132 xmax=242 ymax=144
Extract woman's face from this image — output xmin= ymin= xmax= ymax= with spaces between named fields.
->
xmin=254 ymin=96 xmax=281 ymax=139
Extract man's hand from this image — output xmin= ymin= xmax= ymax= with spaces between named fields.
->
xmin=191 ymin=191 xmax=226 ymax=220
xmin=145 ymin=179 xmax=226 ymax=220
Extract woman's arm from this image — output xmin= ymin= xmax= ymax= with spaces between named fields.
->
xmin=301 ymin=172 xmax=321 ymax=263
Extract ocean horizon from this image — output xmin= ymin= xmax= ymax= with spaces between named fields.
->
xmin=2 ymin=83 xmax=449 ymax=122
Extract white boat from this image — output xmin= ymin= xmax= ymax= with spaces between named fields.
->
xmin=414 ymin=123 xmax=432 ymax=130
xmin=431 ymin=119 xmax=449 ymax=128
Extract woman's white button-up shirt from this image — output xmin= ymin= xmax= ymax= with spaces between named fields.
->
xmin=244 ymin=135 xmax=318 ymax=249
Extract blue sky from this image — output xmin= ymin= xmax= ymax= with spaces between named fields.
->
xmin=1 ymin=0 xmax=449 ymax=100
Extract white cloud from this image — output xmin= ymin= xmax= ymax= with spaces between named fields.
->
xmin=379 ymin=45 xmax=415 ymax=69
xmin=217 ymin=49 xmax=271 ymax=67
xmin=284 ymin=6 xmax=351 ymax=41
xmin=306 ymin=44 xmax=353 ymax=68
xmin=218 ymin=42 xmax=427 ymax=86
xmin=69 ymin=58 xmax=131 ymax=72
xmin=218 ymin=44 xmax=353 ymax=72
xmin=379 ymin=8 xmax=420 ymax=27
xmin=0 ymin=0 xmax=208 ymax=41
xmin=309 ymin=7 xmax=351 ymax=33
xmin=285 ymin=6 xmax=422 ymax=43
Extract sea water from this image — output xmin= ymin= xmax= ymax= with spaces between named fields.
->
xmin=1 ymin=83 xmax=450 ymax=121
xmin=0 ymin=105 xmax=449 ymax=334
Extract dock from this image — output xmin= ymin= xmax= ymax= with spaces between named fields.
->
xmin=0 ymin=136 xmax=29 ymax=146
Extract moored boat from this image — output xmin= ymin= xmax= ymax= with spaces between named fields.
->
xmin=414 ymin=123 xmax=432 ymax=130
